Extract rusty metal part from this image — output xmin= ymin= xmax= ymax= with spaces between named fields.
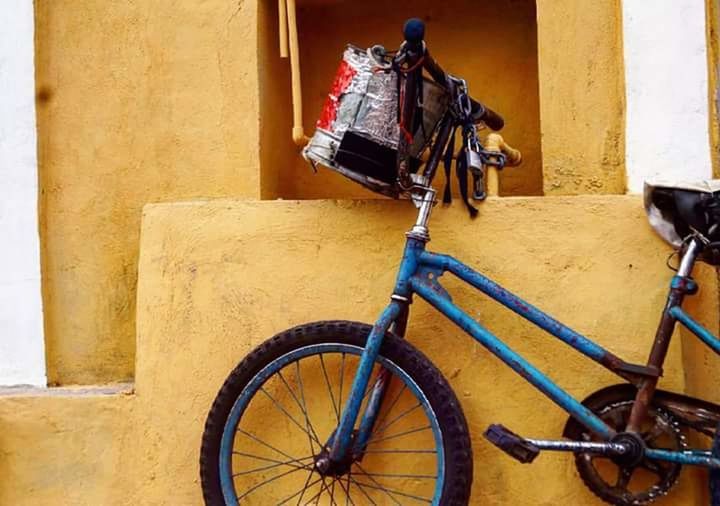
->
xmin=565 ymin=383 xmax=720 ymax=440
xmin=627 ymin=287 xmax=688 ymax=431
xmin=564 ymin=389 xmax=685 ymax=505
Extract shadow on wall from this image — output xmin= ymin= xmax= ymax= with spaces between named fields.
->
xmin=259 ymin=0 xmax=542 ymax=200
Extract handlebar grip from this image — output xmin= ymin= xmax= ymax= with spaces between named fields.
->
xmin=481 ymin=106 xmax=504 ymax=131
xmin=470 ymin=98 xmax=504 ymax=131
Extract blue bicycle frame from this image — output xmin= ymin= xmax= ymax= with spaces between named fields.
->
xmin=328 ymin=187 xmax=720 ymax=470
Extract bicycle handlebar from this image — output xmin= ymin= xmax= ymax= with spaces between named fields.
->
xmin=402 ymin=18 xmax=505 ymax=131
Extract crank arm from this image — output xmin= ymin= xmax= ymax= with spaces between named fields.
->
xmin=528 ymin=438 xmax=720 ymax=469
xmin=526 ymin=438 xmax=627 ymax=456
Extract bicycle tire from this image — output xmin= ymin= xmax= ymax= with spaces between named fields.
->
xmin=200 ymin=320 xmax=473 ymax=505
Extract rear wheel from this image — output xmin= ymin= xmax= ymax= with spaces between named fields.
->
xmin=200 ymin=320 xmax=473 ymax=505
xmin=710 ymin=422 xmax=720 ymax=506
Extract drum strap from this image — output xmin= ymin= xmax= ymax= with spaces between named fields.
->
xmin=442 ymin=125 xmax=457 ymax=204
xmin=442 ymin=122 xmax=480 ymax=217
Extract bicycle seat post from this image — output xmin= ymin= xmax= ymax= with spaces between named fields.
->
xmin=407 ymin=187 xmax=436 ymax=242
xmin=677 ymin=238 xmax=701 ymax=277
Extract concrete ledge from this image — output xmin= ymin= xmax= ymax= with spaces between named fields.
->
xmin=0 ymin=382 xmax=134 ymax=397
xmin=0 ymin=393 xmax=135 ymax=505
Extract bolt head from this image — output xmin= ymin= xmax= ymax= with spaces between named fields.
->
xmin=315 ymin=457 xmax=330 ymax=473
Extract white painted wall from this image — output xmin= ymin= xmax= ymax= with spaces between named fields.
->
xmin=0 ymin=0 xmax=46 ymax=385
xmin=623 ymin=0 xmax=713 ymax=193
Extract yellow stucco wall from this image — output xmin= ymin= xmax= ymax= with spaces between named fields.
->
xmin=536 ymin=0 xmax=626 ymax=195
xmin=0 ymin=388 xmax=134 ymax=505
xmin=35 ymin=0 xmax=263 ymax=384
xmin=127 ymin=197 xmax=712 ymax=504
xmin=708 ymin=0 xmax=720 ymax=179
xmin=19 ymin=0 xmax=720 ymax=503
xmin=34 ymin=0 xmax=629 ymax=384
xmin=2 ymin=197 xmax=717 ymax=504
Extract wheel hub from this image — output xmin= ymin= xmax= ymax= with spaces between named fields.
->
xmin=314 ymin=451 xmax=353 ymax=477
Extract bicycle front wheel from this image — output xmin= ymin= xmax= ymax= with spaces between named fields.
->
xmin=200 ymin=320 xmax=472 ymax=505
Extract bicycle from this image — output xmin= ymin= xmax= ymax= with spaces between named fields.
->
xmin=200 ymin=19 xmax=720 ymax=505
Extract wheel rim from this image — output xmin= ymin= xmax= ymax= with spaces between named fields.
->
xmin=219 ymin=343 xmax=446 ymax=504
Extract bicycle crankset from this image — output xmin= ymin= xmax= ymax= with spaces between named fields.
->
xmin=564 ymin=393 xmax=686 ymax=505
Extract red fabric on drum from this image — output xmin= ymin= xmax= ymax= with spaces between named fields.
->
xmin=317 ymin=59 xmax=357 ymax=131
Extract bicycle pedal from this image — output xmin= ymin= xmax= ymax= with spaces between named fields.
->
xmin=483 ymin=424 xmax=540 ymax=464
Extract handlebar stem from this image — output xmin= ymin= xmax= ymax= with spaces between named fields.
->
xmin=407 ymin=187 xmax=437 ymax=242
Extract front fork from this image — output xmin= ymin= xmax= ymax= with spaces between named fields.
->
xmin=328 ymin=301 xmax=410 ymax=463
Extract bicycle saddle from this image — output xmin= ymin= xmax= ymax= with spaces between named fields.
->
xmin=645 ymin=179 xmax=720 ymax=263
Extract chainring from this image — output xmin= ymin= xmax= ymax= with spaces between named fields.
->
xmin=565 ymin=397 xmax=686 ymax=505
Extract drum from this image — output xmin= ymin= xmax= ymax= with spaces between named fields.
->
xmin=303 ymin=45 xmax=449 ymax=197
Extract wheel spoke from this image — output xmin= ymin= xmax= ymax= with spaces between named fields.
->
xmin=259 ymin=387 xmax=322 ymax=447
xmin=293 ymin=466 xmax=317 ymax=506
xmin=311 ymin=477 xmax=330 ymax=505
xmin=236 ymin=465 xmax=310 ymax=501
xmin=277 ymin=370 xmax=323 ymax=447
xmin=355 ymin=471 xmax=437 ymax=480
xmin=295 ymin=360 xmax=322 ymax=456
xmin=330 ymin=476 xmax=337 ymax=506
xmin=338 ymin=353 xmax=346 ymax=419
xmin=303 ymin=477 xmax=333 ymax=506
xmin=363 ymin=448 xmax=436 ymax=454
xmin=237 ymin=429 xmax=304 ymax=464
xmin=276 ymin=476 xmax=323 ymax=505
xmin=231 ymin=455 xmax=314 ymax=477
xmin=348 ymin=477 xmax=432 ymax=504
xmin=368 ymin=384 xmax=407 ymax=439
xmin=335 ymin=474 xmax=356 ymax=506
xmin=232 ymin=451 xmax=312 ymax=468
xmin=369 ymin=402 xmax=421 ymax=440
xmin=346 ymin=470 xmax=354 ymax=506
xmin=347 ymin=475 xmax=378 ymax=505
xmin=319 ymin=354 xmax=340 ymax=424
xmin=353 ymin=462 xmax=402 ymax=505
xmin=366 ymin=425 xmax=432 ymax=446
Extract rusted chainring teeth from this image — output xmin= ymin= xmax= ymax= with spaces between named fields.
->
xmin=590 ymin=401 xmax=686 ymax=505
